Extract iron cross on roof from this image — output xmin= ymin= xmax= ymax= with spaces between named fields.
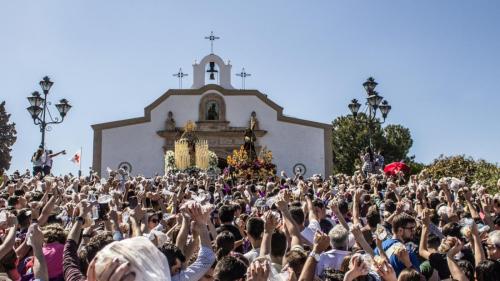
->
xmin=236 ymin=68 xmax=251 ymax=89
xmin=173 ymin=68 xmax=188 ymax=89
xmin=204 ymin=31 xmax=220 ymax=54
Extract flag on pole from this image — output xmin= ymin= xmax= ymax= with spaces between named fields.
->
xmin=70 ymin=149 xmax=81 ymax=165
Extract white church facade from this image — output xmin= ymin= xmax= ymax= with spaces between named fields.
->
xmin=92 ymin=52 xmax=333 ymax=177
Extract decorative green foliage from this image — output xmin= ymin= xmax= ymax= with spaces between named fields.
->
xmin=426 ymin=155 xmax=500 ymax=193
xmin=0 ymin=101 xmax=17 ymax=172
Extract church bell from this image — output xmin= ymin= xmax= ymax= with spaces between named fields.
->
xmin=206 ymin=61 xmax=218 ymax=80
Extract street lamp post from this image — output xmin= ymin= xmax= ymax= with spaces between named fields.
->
xmin=26 ymin=76 xmax=71 ymax=148
xmin=347 ymin=77 xmax=392 ymax=149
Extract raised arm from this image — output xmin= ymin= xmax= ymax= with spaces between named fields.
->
xmin=305 ymin=196 xmax=319 ymax=222
xmin=471 ymin=221 xmax=486 ymax=266
xmin=330 ymin=200 xmax=349 ymax=231
xmin=129 ymin=206 xmax=145 ymax=237
xmin=259 ymin=212 xmax=278 ymax=257
xmin=446 ymin=238 xmax=468 ymax=281
xmin=175 ymin=212 xmax=190 ymax=254
xmin=63 ymin=201 xmax=91 ymax=281
xmin=0 ymin=214 xmax=17 ymax=259
xmin=419 ymin=209 xmax=432 ymax=260
xmin=49 ymin=150 xmax=66 ymax=158
xmin=352 ymin=189 xmax=363 ymax=226
xmin=463 ymin=188 xmax=480 ymax=219
xmin=480 ymin=194 xmax=495 ymax=229
xmin=30 ymin=225 xmax=49 ymax=281
xmin=38 ymin=184 xmax=59 ymax=226
xmin=298 ymin=232 xmax=330 ymax=281
xmin=276 ymin=195 xmax=301 ymax=247
xmin=351 ymin=224 xmax=375 ymax=257
xmin=440 ymin=181 xmax=453 ymax=208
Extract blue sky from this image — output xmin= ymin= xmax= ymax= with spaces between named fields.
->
xmin=1 ymin=0 xmax=499 ymax=175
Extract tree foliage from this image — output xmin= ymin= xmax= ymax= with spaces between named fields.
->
xmin=425 ymin=155 xmax=500 ymax=193
xmin=331 ymin=114 xmax=414 ymax=174
xmin=383 ymin=124 xmax=413 ymax=163
xmin=0 ymin=101 xmax=17 ymax=172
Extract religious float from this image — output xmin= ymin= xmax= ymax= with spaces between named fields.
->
xmin=164 ymin=121 xmax=219 ymax=175
xmin=225 ymin=113 xmax=276 ymax=180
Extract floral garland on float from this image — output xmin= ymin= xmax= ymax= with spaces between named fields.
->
xmin=225 ymin=146 xmax=276 ymax=180
xmin=164 ymin=150 xmax=178 ymax=174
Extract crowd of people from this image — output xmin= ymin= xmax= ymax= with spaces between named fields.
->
xmin=0 ymin=159 xmax=499 ymax=281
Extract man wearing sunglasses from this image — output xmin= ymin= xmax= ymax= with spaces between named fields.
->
xmin=374 ymin=212 xmax=420 ymax=276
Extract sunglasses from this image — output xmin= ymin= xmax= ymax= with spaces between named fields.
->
xmin=150 ymin=218 xmax=159 ymax=223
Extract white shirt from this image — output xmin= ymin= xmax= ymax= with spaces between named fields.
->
xmin=301 ymin=219 xmax=321 ymax=245
xmin=315 ymin=248 xmax=351 ymax=277
xmin=244 ymin=248 xmax=260 ymax=263
xmin=44 ymin=154 xmax=53 ymax=168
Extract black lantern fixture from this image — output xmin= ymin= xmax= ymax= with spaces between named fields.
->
xmin=55 ymin=99 xmax=71 ymax=118
xmin=379 ymin=100 xmax=392 ymax=119
xmin=362 ymin=77 xmax=378 ymax=94
xmin=27 ymin=91 xmax=44 ymax=107
xmin=39 ymin=76 xmax=54 ymax=93
xmin=347 ymin=77 xmax=391 ymax=148
xmin=26 ymin=76 xmax=71 ymax=148
xmin=348 ymin=99 xmax=361 ymax=117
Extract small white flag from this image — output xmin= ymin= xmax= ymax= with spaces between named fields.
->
xmin=70 ymin=150 xmax=81 ymax=165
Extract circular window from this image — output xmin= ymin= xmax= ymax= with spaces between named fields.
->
xmin=118 ymin=162 xmax=132 ymax=173
xmin=293 ymin=163 xmax=306 ymax=176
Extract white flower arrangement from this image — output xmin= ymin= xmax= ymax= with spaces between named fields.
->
xmin=207 ymin=150 xmax=221 ymax=175
xmin=164 ymin=150 xmax=176 ymax=174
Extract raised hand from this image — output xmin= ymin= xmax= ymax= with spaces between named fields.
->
xmin=6 ymin=213 xmax=17 ymax=228
xmin=422 ymin=208 xmax=431 ymax=227
xmin=187 ymin=202 xmax=204 ymax=224
xmin=329 ymin=199 xmax=341 ymax=215
xmin=375 ymin=259 xmax=397 ymax=281
xmin=480 ymin=194 xmax=493 ymax=214
xmin=446 ymin=237 xmax=463 ymax=257
xmin=88 ymin=257 xmax=136 ymax=281
xmin=75 ymin=200 xmax=92 ymax=218
xmin=313 ymin=231 xmax=330 ymax=254
xmin=29 ymin=224 xmax=44 ymax=248
xmin=394 ymin=246 xmax=412 ymax=268
xmin=354 ymin=189 xmax=364 ymax=203
xmin=275 ymin=197 xmax=288 ymax=212
xmin=263 ymin=211 xmax=278 ymax=233
xmin=347 ymin=255 xmax=370 ymax=280
xmin=247 ymin=258 xmax=270 ymax=281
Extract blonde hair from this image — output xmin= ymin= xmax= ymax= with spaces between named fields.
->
xmin=93 ymin=237 xmax=171 ymax=281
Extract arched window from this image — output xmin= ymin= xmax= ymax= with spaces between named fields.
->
xmin=199 ymin=93 xmax=226 ymax=121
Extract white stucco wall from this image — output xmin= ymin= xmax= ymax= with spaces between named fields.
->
xmin=99 ymin=90 xmax=326 ymax=177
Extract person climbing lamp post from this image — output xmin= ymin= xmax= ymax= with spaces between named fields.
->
xmin=347 ymin=77 xmax=392 ymax=149
xmin=26 ymin=76 xmax=72 ymax=148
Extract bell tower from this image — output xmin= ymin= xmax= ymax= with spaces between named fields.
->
xmin=191 ymin=32 xmax=233 ymax=89
xmin=191 ymin=53 xmax=234 ymax=89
